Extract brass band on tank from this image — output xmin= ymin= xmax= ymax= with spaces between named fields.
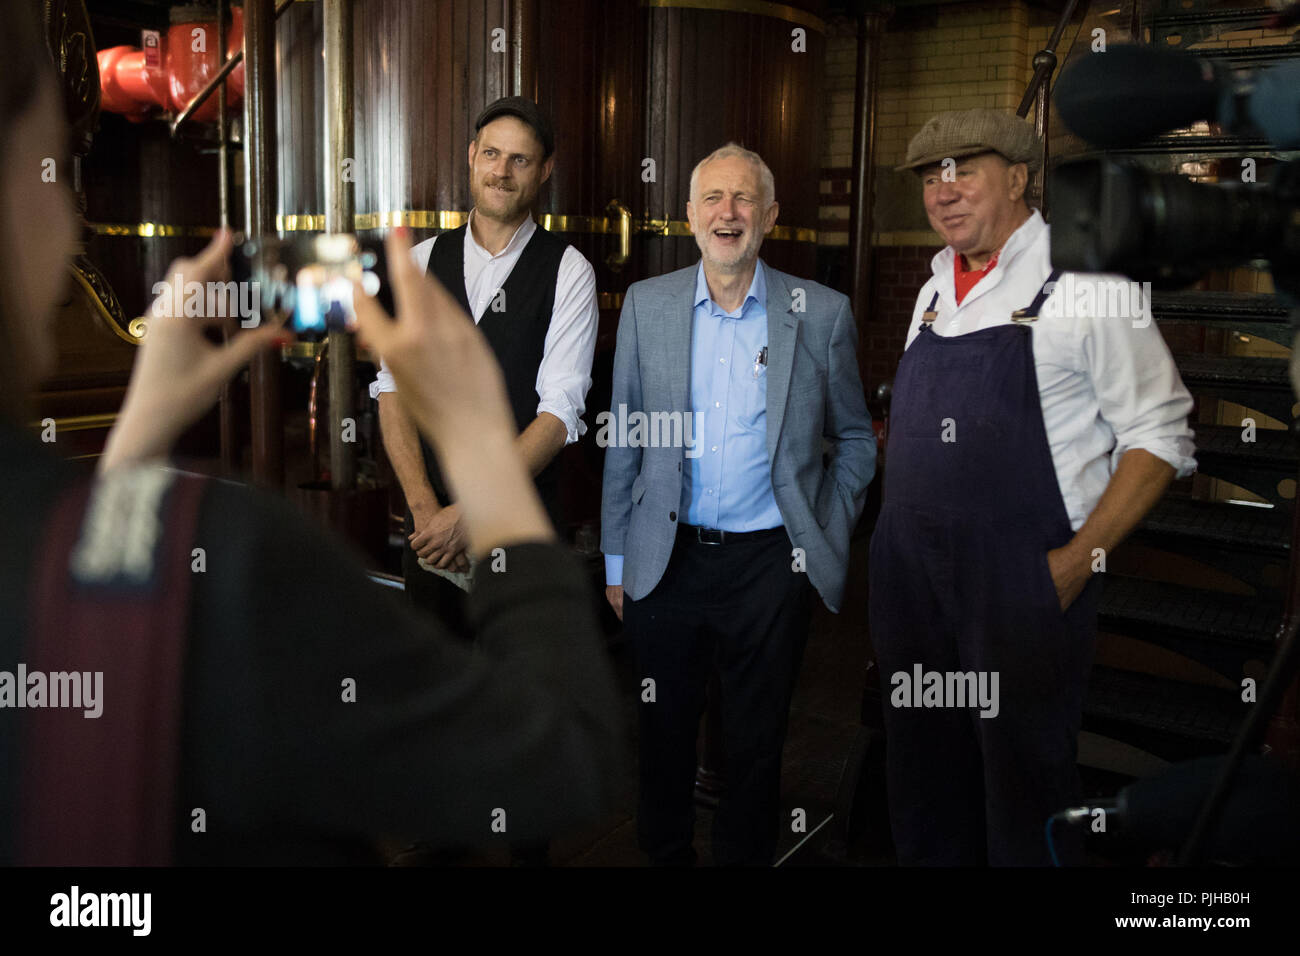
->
xmin=88 ymin=222 xmax=219 ymax=238
xmin=89 ymin=215 xmax=818 ymax=243
xmin=640 ymin=0 xmax=827 ymax=33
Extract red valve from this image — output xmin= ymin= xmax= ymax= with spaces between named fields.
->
xmin=98 ymin=6 xmax=245 ymax=123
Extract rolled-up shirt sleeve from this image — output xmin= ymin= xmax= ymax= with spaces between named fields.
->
xmin=368 ymin=357 xmax=397 ymax=400
xmin=1080 ymin=283 xmax=1197 ymax=477
xmin=536 ymin=247 xmax=599 ymax=445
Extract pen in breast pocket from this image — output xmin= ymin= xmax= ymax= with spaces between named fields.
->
xmin=753 ymin=346 xmax=768 ymax=379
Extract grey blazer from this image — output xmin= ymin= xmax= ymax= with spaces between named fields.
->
xmin=600 ymin=260 xmax=876 ymax=613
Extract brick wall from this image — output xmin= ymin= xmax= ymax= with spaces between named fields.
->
xmin=864 ymin=245 xmax=941 ymax=390
xmin=816 ymin=1 xmax=1108 ymax=389
xmin=819 ymin=21 xmax=859 ymax=249
xmin=875 ymin=1 xmax=1031 ymax=175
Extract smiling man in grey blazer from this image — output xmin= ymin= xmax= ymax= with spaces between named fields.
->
xmin=600 ymin=143 xmax=876 ymax=866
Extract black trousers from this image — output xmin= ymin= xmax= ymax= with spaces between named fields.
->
xmin=400 ymin=541 xmax=548 ymax=864
xmin=624 ymin=526 xmax=813 ymax=866
xmin=400 ymin=538 xmax=471 ymax=641
xmin=399 ymin=495 xmax=560 ymax=642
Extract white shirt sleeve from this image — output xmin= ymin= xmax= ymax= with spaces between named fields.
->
xmin=535 ymin=246 xmax=599 ymax=444
xmin=1079 ymin=283 xmax=1198 ymax=478
xmin=368 ymin=358 xmax=396 ymax=400
xmin=368 ymin=237 xmax=438 ymax=400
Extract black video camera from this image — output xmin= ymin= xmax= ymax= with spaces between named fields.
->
xmin=1050 ymin=45 xmax=1300 ymax=301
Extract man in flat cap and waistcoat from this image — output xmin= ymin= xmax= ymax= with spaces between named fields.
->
xmin=372 ymin=97 xmax=597 ymax=868
xmin=870 ymin=108 xmax=1196 ymax=865
xmin=372 ymin=97 xmax=598 ymax=637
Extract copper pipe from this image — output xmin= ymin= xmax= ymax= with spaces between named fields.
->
xmin=510 ymin=0 xmax=538 ymax=101
xmin=217 ymin=0 xmax=236 ymax=475
xmin=848 ymin=5 xmax=890 ymax=330
xmin=308 ymin=339 xmax=328 ymax=476
xmin=324 ymin=0 xmax=357 ymax=491
xmin=245 ymin=0 xmax=283 ymax=486
xmin=216 ymin=0 xmax=230 ymax=230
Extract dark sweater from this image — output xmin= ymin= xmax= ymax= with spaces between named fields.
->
xmin=0 ymin=423 xmax=624 ymax=864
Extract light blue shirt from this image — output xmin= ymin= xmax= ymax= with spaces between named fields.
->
xmin=605 ymin=261 xmax=781 ymax=587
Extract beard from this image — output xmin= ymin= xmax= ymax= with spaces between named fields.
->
xmin=695 ymin=225 xmax=762 ymax=272
xmin=473 ymin=178 xmax=529 ymax=222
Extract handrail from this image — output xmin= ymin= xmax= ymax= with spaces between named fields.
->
xmin=170 ymin=0 xmax=298 ymax=137
xmin=1015 ymin=0 xmax=1089 ymax=213
xmin=1016 ymin=0 xmax=1082 ymax=120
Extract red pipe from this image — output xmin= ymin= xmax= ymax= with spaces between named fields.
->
xmin=98 ymin=6 xmax=246 ymax=122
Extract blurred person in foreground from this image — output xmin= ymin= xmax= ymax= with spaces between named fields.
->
xmin=0 ymin=2 xmax=621 ymax=865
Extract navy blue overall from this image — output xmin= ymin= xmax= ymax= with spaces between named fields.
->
xmin=868 ymin=274 xmax=1101 ymax=866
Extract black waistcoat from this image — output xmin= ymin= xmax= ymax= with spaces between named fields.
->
xmin=418 ymin=221 xmax=568 ymax=526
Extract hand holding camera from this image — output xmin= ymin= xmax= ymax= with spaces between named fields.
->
xmin=99 ymin=229 xmax=287 ymax=472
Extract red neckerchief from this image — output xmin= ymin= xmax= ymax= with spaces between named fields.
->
xmin=953 ymin=248 xmax=1001 ymax=305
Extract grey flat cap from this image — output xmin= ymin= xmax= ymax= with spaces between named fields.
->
xmin=897 ymin=108 xmax=1039 ymax=171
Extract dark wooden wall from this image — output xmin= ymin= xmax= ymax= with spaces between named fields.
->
xmin=58 ymin=0 xmax=830 ymax=523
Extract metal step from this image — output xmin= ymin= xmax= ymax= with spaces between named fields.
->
xmin=1082 ymin=665 xmax=1247 ymax=763
xmin=1098 ymin=574 xmax=1280 ymax=647
xmin=1148 ymin=6 xmax=1300 ymax=65
xmin=1154 ymin=290 xmax=1294 ymax=347
xmin=1163 ymin=44 xmax=1300 ymax=70
xmin=1129 ymin=496 xmax=1290 ymax=595
xmin=1150 ymin=8 xmax=1282 ymax=37
xmin=1104 ymin=132 xmax=1277 ymax=156
xmin=1080 ymin=135 xmax=1298 ymax=172
xmin=1177 ymin=354 xmax=1292 ymax=389
xmin=1138 ymin=495 xmax=1290 ymax=554
xmin=1176 ymin=355 xmax=1296 ymax=426
xmin=1193 ymin=422 xmax=1298 ymax=507
xmin=1096 ymin=573 xmax=1281 ymax=681
xmin=1195 ymin=421 xmax=1297 ymax=464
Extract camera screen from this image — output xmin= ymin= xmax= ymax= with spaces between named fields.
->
xmin=292 ymin=258 xmax=382 ymax=335
xmin=233 ymin=234 xmax=388 ymax=339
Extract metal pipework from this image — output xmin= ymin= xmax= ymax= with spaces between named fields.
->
xmin=244 ymin=0 xmax=283 ymax=486
xmin=217 ymin=0 xmax=235 ymax=474
xmin=605 ymin=199 xmax=631 ymax=271
xmin=848 ymin=4 xmax=889 ymax=334
xmin=1016 ymin=0 xmax=1087 ymax=213
xmin=172 ymin=0 xmax=297 ymax=137
xmin=324 ymin=0 xmax=357 ymax=491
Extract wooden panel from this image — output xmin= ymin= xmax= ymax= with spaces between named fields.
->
xmin=352 ymin=0 xmax=512 ymax=240
xmin=83 ymin=116 xmax=218 ymax=320
xmin=277 ymin=0 xmax=324 ymax=224
xmin=533 ymin=0 xmax=645 ymax=532
xmin=640 ymin=0 xmax=826 ymax=279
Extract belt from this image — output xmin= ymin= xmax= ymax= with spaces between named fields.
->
xmin=676 ymin=523 xmax=784 ymax=546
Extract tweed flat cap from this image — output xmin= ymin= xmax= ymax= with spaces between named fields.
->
xmin=897 ymin=108 xmax=1039 ymax=171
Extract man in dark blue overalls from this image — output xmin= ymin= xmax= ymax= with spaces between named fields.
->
xmin=871 ymin=109 xmax=1197 ymax=866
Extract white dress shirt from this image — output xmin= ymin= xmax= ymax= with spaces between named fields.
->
xmin=905 ymin=208 xmax=1197 ymax=531
xmin=368 ymin=210 xmax=599 ymax=444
